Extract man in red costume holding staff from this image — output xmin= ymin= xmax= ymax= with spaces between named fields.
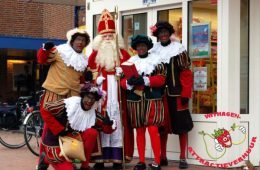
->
xmin=87 ymin=9 xmax=134 ymax=170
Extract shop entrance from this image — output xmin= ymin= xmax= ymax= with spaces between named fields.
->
xmin=121 ymin=0 xmax=259 ymax=167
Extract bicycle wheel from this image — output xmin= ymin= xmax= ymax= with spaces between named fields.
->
xmin=0 ymin=111 xmax=27 ymax=149
xmin=24 ymin=111 xmax=43 ymax=156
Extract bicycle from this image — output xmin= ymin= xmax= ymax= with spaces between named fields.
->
xmin=23 ymin=110 xmax=43 ymax=156
xmin=0 ymin=95 xmax=35 ymax=149
xmin=23 ymin=90 xmax=44 ymax=156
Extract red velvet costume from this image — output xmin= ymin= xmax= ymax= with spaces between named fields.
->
xmin=151 ymin=40 xmax=193 ymax=162
xmin=36 ymin=28 xmax=89 ymax=169
xmin=88 ymin=49 xmax=134 ymax=162
xmin=40 ymin=97 xmax=115 ymax=170
xmin=87 ymin=9 xmax=134 ymax=164
xmin=120 ymin=52 xmax=166 ymax=166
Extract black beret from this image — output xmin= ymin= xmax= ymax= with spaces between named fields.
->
xmin=131 ymin=34 xmax=153 ymax=50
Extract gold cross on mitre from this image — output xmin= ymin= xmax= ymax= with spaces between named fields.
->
xmin=100 ymin=9 xmax=113 ymax=29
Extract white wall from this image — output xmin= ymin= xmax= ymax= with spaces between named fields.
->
xmin=85 ymin=0 xmax=260 ymax=166
xmin=85 ymin=0 xmax=185 ymax=55
xmin=249 ymin=0 xmax=260 ymax=166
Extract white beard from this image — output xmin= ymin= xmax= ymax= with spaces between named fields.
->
xmin=95 ymin=40 xmax=119 ymax=71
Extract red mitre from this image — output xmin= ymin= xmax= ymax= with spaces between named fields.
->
xmin=98 ymin=9 xmax=115 ymax=34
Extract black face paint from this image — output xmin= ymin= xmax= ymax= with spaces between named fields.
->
xmin=138 ymin=52 xmax=149 ymax=58
xmin=160 ymin=40 xmax=171 ymax=47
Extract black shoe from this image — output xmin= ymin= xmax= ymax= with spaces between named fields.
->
xmin=93 ymin=163 xmax=104 ymax=170
xmin=147 ymin=163 xmax=161 ymax=170
xmin=179 ymin=159 xmax=188 ymax=169
xmin=160 ymin=158 xmax=168 ymax=166
xmin=113 ymin=163 xmax=123 ymax=170
xmin=133 ymin=162 xmax=146 ymax=170
xmin=36 ymin=152 xmax=48 ymax=170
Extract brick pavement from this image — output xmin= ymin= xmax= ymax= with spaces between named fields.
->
xmin=0 ymin=144 xmax=213 ymax=170
xmin=1 ymin=144 xmax=259 ymax=170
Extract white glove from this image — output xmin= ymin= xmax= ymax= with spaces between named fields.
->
xmin=111 ymin=119 xmax=117 ymax=130
xmin=96 ymin=76 xmax=105 ymax=86
xmin=215 ymin=143 xmax=224 ymax=152
xmin=239 ymin=126 xmax=246 ymax=134
xmin=115 ymin=66 xmax=123 ymax=76
xmin=143 ymin=76 xmax=150 ymax=86
xmin=126 ymin=81 xmax=133 ymax=90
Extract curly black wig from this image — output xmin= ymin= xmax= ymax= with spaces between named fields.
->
xmin=131 ymin=34 xmax=153 ymax=50
xmin=152 ymin=21 xmax=175 ymax=37
xmin=70 ymin=32 xmax=90 ymax=47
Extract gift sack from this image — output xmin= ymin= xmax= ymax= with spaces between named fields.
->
xmin=58 ymin=132 xmax=86 ymax=162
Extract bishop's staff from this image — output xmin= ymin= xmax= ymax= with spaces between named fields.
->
xmin=114 ymin=6 xmax=126 ymax=170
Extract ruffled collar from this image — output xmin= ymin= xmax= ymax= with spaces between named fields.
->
xmin=57 ymin=44 xmax=88 ymax=72
xmin=64 ymin=96 xmax=96 ymax=132
xmin=150 ymin=41 xmax=186 ymax=64
xmin=128 ymin=53 xmax=161 ymax=75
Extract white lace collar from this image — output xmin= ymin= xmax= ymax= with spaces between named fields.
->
xmin=150 ymin=41 xmax=186 ymax=64
xmin=57 ymin=44 xmax=88 ymax=72
xmin=128 ymin=53 xmax=161 ymax=75
xmin=64 ymin=96 xmax=96 ymax=132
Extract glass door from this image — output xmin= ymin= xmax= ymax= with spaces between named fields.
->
xmin=157 ymin=7 xmax=184 ymax=160
xmin=188 ymin=0 xmax=218 ymax=114
xmin=122 ymin=13 xmax=147 ymax=56
xmin=158 ymin=8 xmax=183 ymax=42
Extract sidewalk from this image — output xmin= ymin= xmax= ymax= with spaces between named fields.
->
xmin=0 ymin=144 xmax=258 ymax=170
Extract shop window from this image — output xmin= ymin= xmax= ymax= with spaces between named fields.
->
xmin=188 ymin=0 xmax=217 ymax=114
xmin=93 ymin=14 xmax=101 ymax=38
xmin=240 ymin=0 xmax=249 ymax=114
xmin=158 ymin=8 xmax=182 ymax=42
xmin=122 ymin=13 xmax=147 ymax=55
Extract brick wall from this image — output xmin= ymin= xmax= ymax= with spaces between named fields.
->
xmin=42 ymin=4 xmax=74 ymax=39
xmin=0 ymin=0 xmax=75 ymax=39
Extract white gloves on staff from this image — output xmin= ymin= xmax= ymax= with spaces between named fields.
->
xmin=115 ymin=67 xmax=123 ymax=76
xmin=96 ymin=76 xmax=105 ymax=86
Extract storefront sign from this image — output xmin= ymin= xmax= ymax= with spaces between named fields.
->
xmin=143 ymin=0 xmax=156 ymax=5
xmin=190 ymin=23 xmax=211 ymax=58
xmin=134 ymin=22 xmax=140 ymax=30
xmin=188 ymin=112 xmax=257 ymax=168
xmin=193 ymin=67 xmax=207 ymax=91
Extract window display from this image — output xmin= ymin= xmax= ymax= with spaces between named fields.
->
xmin=189 ymin=0 xmax=217 ymax=114
xmin=122 ymin=13 xmax=147 ymax=56
xmin=158 ymin=8 xmax=182 ymax=41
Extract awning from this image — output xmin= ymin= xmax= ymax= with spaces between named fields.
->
xmin=0 ymin=36 xmax=66 ymax=50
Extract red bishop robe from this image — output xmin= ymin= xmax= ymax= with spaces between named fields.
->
xmin=88 ymin=49 xmax=134 ymax=162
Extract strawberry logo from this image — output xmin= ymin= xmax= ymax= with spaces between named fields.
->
xmin=198 ymin=122 xmax=247 ymax=160
xmin=212 ymin=128 xmax=232 ymax=148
